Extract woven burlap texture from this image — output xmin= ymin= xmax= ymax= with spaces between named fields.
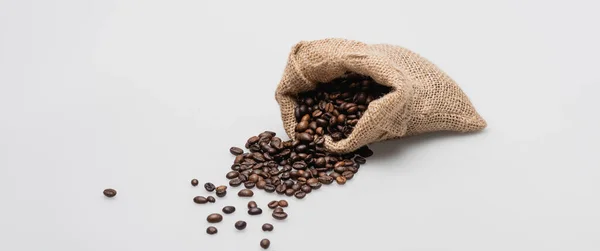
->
xmin=275 ymin=38 xmax=486 ymax=153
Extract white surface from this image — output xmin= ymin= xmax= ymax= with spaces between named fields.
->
xmin=1 ymin=0 xmax=599 ymax=250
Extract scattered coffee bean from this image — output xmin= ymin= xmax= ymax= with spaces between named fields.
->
xmin=278 ymin=200 xmax=288 ymax=207
xmin=301 ymin=185 xmax=312 ymax=193
xmin=244 ymin=182 xmax=256 ymax=189
xmin=204 ymin=182 xmax=215 ymax=192
xmin=229 ymin=178 xmax=242 ymax=187
xmin=264 ymin=184 xmax=276 ymax=193
xmin=206 ymin=226 xmax=218 ymax=235
xmin=262 ymin=223 xmax=274 ymax=231
xmin=230 ymin=147 xmax=244 ymax=156
xmin=248 ymin=201 xmax=257 ymax=209
xmin=272 ymin=211 xmax=288 ymax=220
xmin=336 ymin=176 xmax=347 ymax=185
xmin=267 ymin=200 xmax=279 ymax=209
xmin=103 ymin=188 xmax=117 ymax=198
xmin=285 ymin=188 xmax=295 ymax=196
xmin=216 ymin=190 xmax=227 ymax=197
xmin=191 ymin=179 xmax=199 ymax=186
xmin=193 ymin=196 xmax=208 ymax=204
xmin=226 ymin=171 xmax=239 ymax=179
xmin=318 ymin=176 xmax=334 ymax=184
xmin=207 ymin=213 xmax=223 ymax=223
xmin=216 ymin=185 xmax=227 ymax=193
xmin=260 ymin=239 xmax=270 ymax=249
xmin=248 ymin=207 xmax=263 ymax=215
xmin=354 ymin=156 xmax=366 ymax=164
xmin=273 ymin=207 xmax=284 ymax=213
xmin=342 ymin=170 xmax=354 ymax=180
xmin=294 ymin=191 xmax=306 ymax=199
xmin=256 ymin=180 xmax=267 ymax=189
xmin=207 ymin=196 xmax=216 ymax=203
xmin=238 ymin=189 xmax=254 ymax=197
xmin=235 ymin=220 xmax=247 ymax=230
xmin=222 ymin=206 xmax=236 ymax=214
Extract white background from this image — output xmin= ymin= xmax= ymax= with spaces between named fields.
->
xmin=1 ymin=0 xmax=599 ymax=250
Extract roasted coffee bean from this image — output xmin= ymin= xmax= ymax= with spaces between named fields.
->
xmin=207 ymin=196 xmax=216 ymax=203
xmin=354 ymin=156 xmax=366 ymax=164
xmin=296 ymin=121 xmax=309 ymax=132
xmin=248 ymin=174 xmax=259 ymax=183
xmin=226 ymin=171 xmax=239 ymax=179
xmin=295 ymin=191 xmax=307 ymax=199
xmin=260 ymin=239 xmax=271 ymax=249
xmin=262 ymin=223 xmax=274 ymax=231
xmin=230 ymin=147 xmax=244 ymax=156
xmin=284 ymin=180 xmax=294 ymax=187
xmin=235 ymin=220 xmax=247 ymax=230
xmin=301 ymin=185 xmax=312 ymax=193
xmin=295 ymin=144 xmax=307 ymax=153
xmin=216 ymin=191 xmax=226 ymax=197
xmin=234 ymin=154 xmax=244 ymax=164
xmin=193 ymin=196 xmax=208 ymax=204
xmin=248 ymin=201 xmax=257 ymax=209
xmin=273 ymin=207 xmax=284 ymax=213
xmin=278 ymin=200 xmax=288 ymax=207
xmin=297 ymin=132 xmax=314 ymax=143
xmin=334 ymin=165 xmax=346 ymax=173
xmin=191 ymin=179 xmax=199 ymax=186
xmin=292 ymin=161 xmax=307 ymax=170
xmin=238 ymin=189 xmax=254 ymax=197
xmin=342 ymin=171 xmax=354 ymax=180
xmin=307 ymin=178 xmax=319 ymax=186
xmin=238 ymin=174 xmax=248 ymax=182
xmin=291 ymin=183 xmax=301 ymax=191
xmin=244 ymin=182 xmax=256 ymax=189
xmin=248 ymin=207 xmax=263 ymax=215
xmin=268 ymin=200 xmax=279 ymax=209
xmin=256 ymin=180 xmax=267 ymax=189
xmin=357 ymin=146 xmax=374 ymax=157
xmin=103 ymin=188 xmax=117 ymax=198
xmin=231 ymin=164 xmax=241 ymax=171
xmin=216 ymin=185 xmax=227 ymax=193
xmin=207 ymin=213 xmax=223 ymax=223
xmin=276 ymin=184 xmax=287 ymax=194
xmin=206 ymin=226 xmax=218 ymax=235
xmin=222 ymin=206 xmax=236 ymax=214
xmin=329 ymin=172 xmax=341 ymax=178
xmin=272 ymin=211 xmax=288 ymax=220
xmin=347 ymin=166 xmax=359 ymax=173
xmin=336 ymin=176 xmax=347 ymax=185
xmin=264 ymin=184 xmax=276 ymax=193
xmin=285 ymin=188 xmax=295 ymax=196
xmin=229 ymin=178 xmax=242 ymax=187
xmin=247 ymin=136 xmax=260 ymax=145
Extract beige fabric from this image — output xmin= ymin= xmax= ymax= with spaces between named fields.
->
xmin=275 ymin=38 xmax=486 ymax=153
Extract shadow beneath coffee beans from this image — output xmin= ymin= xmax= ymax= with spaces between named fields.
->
xmin=367 ymin=131 xmax=481 ymax=160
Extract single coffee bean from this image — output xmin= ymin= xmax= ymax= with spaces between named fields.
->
xmin=248 ymin=174 xmax=259 ymax=183
xmin=216 ymin=185 xmax=227 ymax=193
xmin=262 ymin=223 xmax=274 ymax=231
xmin=336 ymin=176 xmax=347 ymax=185
xmin=229 ymin=178 xmax=242 ymax=187
xmin=284 ymin=180 xmax=294 ymax=187
xmin=204 ymin=182 xmax=216 ymax=192
xmin=268 ymin=200 xmax=279 ymax=209
xmin=273 ymin=207 xmax=284 ymax=213
xmin=248 ymin=201 xmax=257 ymax=209
xmin=301 ymin=185 xmax=312 ymax=193
xmin=216 ymin=190 xmax=226 ymax=197
xmin=342 ymin=170 xmax=354 ymax=180
xmin=234 ymin=220 xmax=247 ymax=230
xmin=206 ymin=226 xmax=218 ymax=235
xmin=103 ymin=188 xmax=117 ymax=198
xmin=222 ymin=206 xmax=236 ymax=214
xmin=256 ymin=180 xmax=267 ymax=189
xmin=207 ymin=196 xmax=216 ymax=203
xmin=295 ymin=121 xmax=309 ymax=132
xmin=307 ymin=178 xmax=318 ymax=186
xmin=291 ymin=183 xmax=301 ymax=191
xmin=294 ymin=191 xmax=306 ymax=199
xmin=207 ymin=213 xmax=223 ymax=223
xmin=285 ymin=188 xmax=295 ymax=196
xmin=247 ymin=136 xmax=259 ymax=145
xmin=275 ymin=184 xmax=287 ymax=194
xmin=244 ymin=182 xmax=256 ymax=189
xmin=354 ymin=156 xmax=366 ymax=164
xmin=234 ymin=154 xmax=244 ymax=164
xmin=226 ymin=171 xmax=239 ymax=179
xmin=260 ymin=239 xmax=270 ymax=249
xmin=330 ymin=172 xmax=341 ymax=178
xmin=230 ymin=147 xmax=244 ymax=156
xmin=193 ymin=196 xmax=208 ymax=204
xmin=297 ymin=132 xmax=314 ymax=143
xmin=264 ymin=184 xmax=276 ymax=193
xmin=272 ymin=211 xmax=288 ymax=220
xmin=238 ymin=189 xmax=254 ymax=197
xmin=248 ymin=207 xmax=263 ymax=215
xmin=278 ymin=200 xmax=288 ymax=207
xmin=191 ymin=179 xmax=199 ymax=186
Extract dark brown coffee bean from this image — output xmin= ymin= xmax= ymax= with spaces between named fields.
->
xmin=206 ymin=226 xmax=218 ymax=235
xmin=207 ymin=196 xmax=216 ymax=203
xmin=222 ymin=206 xmax=236 ymax=214
xmin=334 ymin=165 xmax=346 ymax=173
xmin=234 ymin=154 xmax=244 ymax=164
xmin=284 ymin=180 xmax=294 ymax=187
xmin=272 ymin=211 xmax=288 ymax=220
xmin=342 ymin=171 xmax=354 ymax=180
xmin=292 ymin=161 xmax=307 ymax=170
xmin=191 ymin=179 xmax=199 ymax=186
xmin=248 ymin=207 xmax=263 ymax=215
xmin=296 ymin=132 xmax=313 ymax=143
xmin=278 ymin=200 xmax=288 ymax=207
xmin=231 ymin=164 xmax=241 ymax=171
xmin=207 ymin=213 xmax=223 ymax=223
xmin=216 ymin=191 xmax=226 ymax=197
xmin=247 ymin=136 xmax=259 ymax=145
xmin=347 ymin=166 xmax=359 ymax=173
xmin=268 ymin=200 xmax=279 ymax=209
xmin=244 ymin=182 xmax=256 ymax=189
xmin=103 ymin=188 xmax=117 ymax=198
xmin=234 ymin=220 xmax=247 ymax=230
xmin=260 ymin=239 xmax=270 ymax=249
xmin=301 ymin=185 xmax=312 ymax=193
xmin=276 ymin=184 xmax=287 ymax=194
xmin=259 ymin=131 xmax=276 ymax=138
xmin=238 ymin=189 xmax=254 ymax=197
xmin=336 ymin=176 xmax=347 ymax=185
xmin=226 ymin=171 xmax=239 ymax=179
xmin=291 ymin=183 xmax=301 ymax=191
xmin=229 ymin=178 xmax=242 ymax=187
xmin=273 ymin=207 xmax=284 ymax=213
xmin=295 ymin=121 xmax=309 ymax=132
xmin=262 ymin=223 xmax=274 ymax=231
xmin=238 ymin=173 xmax=248 ymax=182
xmin=216 ymin=185 xmax=227 ymax=193
xmin=230 ymin=147 xmax=244 ymax=156
xmin=248 ymin=201 xmax=257 ymax=209
xmin=264 ymin=184 xmax=276 ymax=193
xmin=354 ymin=156 xmax=366 ymax=164
xmin=330 ymin=172 xmax=341 ymax=178
xmin=295 ymin=191 xmax=306 ymax=199
xmin=193 ymin=196 xmax=208 ymax=204
xmin=256 ymin=180 xmax=267 ymax=189
xmin=248 ymin=174 xmax=259 ymax=183
xmin=285 ymin=188 xmax=295 ymax=196
xmin=307 ymin=178 xmax=318 ymax=186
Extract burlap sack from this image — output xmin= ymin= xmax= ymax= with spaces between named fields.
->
xmin=275 ymin=38 xmax=486 ymax=153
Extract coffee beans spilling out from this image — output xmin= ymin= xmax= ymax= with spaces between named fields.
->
xmin=206 ymin=226 xmax=218 ymax=235
xmin=191 ymin=179 xmax=199 ymax=186
xmin=234 ymin=220 xmax=247 ymax=230
xmin=295 ymin=73 xmax=391 ymax=141
xmin=260 ymin=239 xmax=270 ymax=249
xmin=206 ymin=213 xmax=223 ymax=223
xmin=103 ymin=188 xmax=117 ymax=198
